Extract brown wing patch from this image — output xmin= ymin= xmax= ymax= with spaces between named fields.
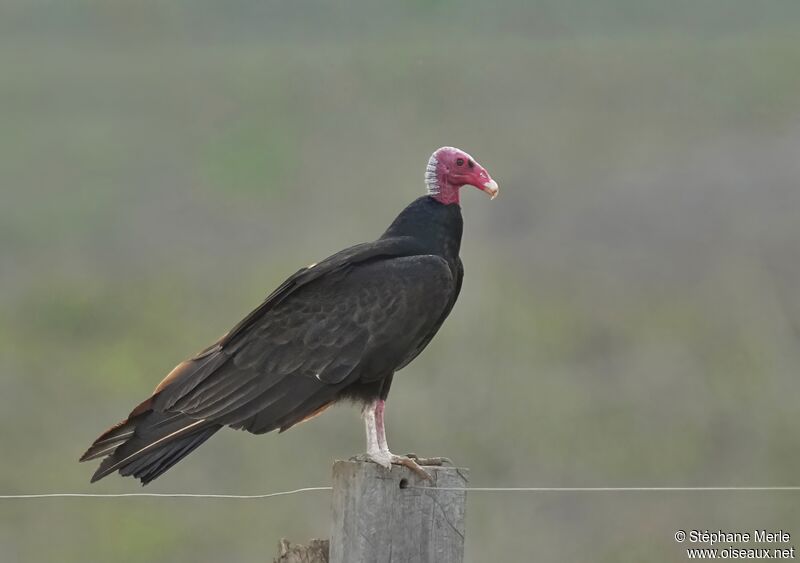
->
xmin=153 ymin=360 xmax=194 ymax=395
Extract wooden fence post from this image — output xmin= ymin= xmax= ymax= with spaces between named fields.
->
xmin=273 ymin=538 xmax=329 ymax=563
xmin=329 ymin=460 xmax=469 ymax=563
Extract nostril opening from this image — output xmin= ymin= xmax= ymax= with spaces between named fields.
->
xmin=399 ymin=478 xmax=408 ymax=489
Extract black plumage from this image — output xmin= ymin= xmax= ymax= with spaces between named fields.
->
xmin=81 ymin=196 xmax=465 ymax=484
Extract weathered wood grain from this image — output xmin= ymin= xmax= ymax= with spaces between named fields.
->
xmin=329 ymin=460 xmax=469 ymax=563
xmin=274 ymin=538 xmax=329 ymax=563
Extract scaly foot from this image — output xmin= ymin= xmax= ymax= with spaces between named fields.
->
xmin=406 ymin=452 xmax=452 ymax=466
xmin=350 ymin=452 xmax=452 ymax=480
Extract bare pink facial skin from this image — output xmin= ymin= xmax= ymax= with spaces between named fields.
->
xmin=425 ymin=146 xmax=499 ymax=205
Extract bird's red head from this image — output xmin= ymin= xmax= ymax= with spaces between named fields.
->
xmin=425 ymin=146 xmax=499 ymax=205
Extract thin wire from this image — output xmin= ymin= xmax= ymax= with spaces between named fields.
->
xmin=0 ymin=486 xmax=332 ymax=500
xmin=3 ymin=485 xmax=800 ymax=499
xmin=410 ymin=486 xmax=800 ymax=492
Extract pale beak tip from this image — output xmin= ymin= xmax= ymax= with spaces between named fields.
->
xmin=483 ymin=179 xmax=499 ymax=200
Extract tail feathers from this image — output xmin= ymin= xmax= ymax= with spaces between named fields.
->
xmin=79 ymin=418 xmax=138 ymax=462
xmin=82 ymin=410 xmax=220 ymax=485
xmin=115 ymin=425 xmax=220 ymax=484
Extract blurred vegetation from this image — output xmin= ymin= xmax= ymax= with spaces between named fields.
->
xmin=2 ymin=1 xmax=800 ymax=561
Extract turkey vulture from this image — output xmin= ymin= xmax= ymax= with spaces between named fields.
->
xmin=80 ymin=146 xmax=498 ymax=484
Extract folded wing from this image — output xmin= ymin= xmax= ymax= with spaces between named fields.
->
xmin=81 ymin=241 xmax=455 ymax=483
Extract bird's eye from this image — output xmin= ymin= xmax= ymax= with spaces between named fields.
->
xmin=456 ymin=158 xmax=464 ymax=166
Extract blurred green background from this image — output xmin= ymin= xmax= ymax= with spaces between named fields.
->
xmin=2 ymin=1 xmax=800 ymax=561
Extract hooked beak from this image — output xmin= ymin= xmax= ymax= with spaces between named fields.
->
xmin=481 ymin=178 xmax=499 ymax=200
xmin=456 ymin=160 xmax=499 ymax=200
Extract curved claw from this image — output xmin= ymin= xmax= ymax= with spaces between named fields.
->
xmin=406 ymin=453 xmax=452 ymax=466
xmin=350 ymin=452 xmax=448 ymax=480
xmin=390 ymin=455 xmax=432 ymax=480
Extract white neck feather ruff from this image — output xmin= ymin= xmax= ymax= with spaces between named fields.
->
xmin=425 ymin=153 xmax=439 ymax=196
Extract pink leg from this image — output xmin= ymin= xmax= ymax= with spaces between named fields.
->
xmin=374 ymin=399 xmax=389 ymax=453
xmin=354 ymin=399 xmax=450 ymax=480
